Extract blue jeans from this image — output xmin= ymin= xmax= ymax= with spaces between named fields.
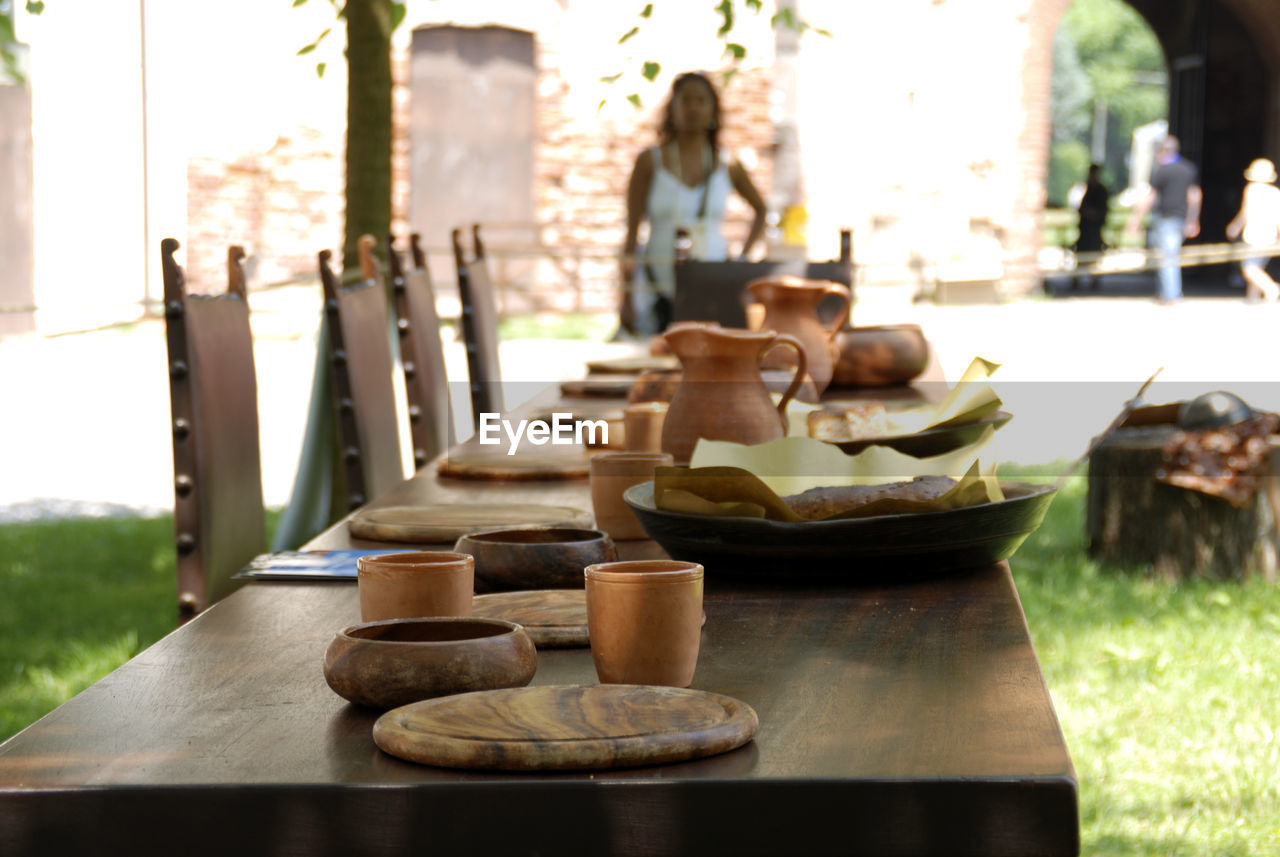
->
xmin=1152 ymin=217 xmax=1185 ymax=301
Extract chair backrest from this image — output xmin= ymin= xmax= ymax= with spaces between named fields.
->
xmin=387 ymin=233 xmax=454 ymax=468
xmin=319 ymin=239 xmax=405 ymax=511
xmin=453 ymin=224 xmax=504 ymax=426
xmin=162 ymin=239 xmax=265 ymax=622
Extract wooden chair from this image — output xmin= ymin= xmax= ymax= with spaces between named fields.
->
xmin=162 ymin=239 xmax=265 ymax=622
xmin=387 ymin=233 xmax=454 ymax=469
xmin=453 ymin=224 xmax=504 ymax=429
xmin=319 ymin=238 xmax=405 ymax=511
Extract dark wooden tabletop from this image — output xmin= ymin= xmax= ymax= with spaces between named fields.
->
xmin=0 ymin=386 xmax=1077 ymax=857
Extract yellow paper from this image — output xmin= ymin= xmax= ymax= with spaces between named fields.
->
xmin=689 ymin=428 xmax=999 ymax=498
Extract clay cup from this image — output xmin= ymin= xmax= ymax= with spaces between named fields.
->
xmin=584 ymin=560 xmax=704 ymax=687
xmin=357 ymin=551 xmax=475 ymax=622
xmin=589 ymin=451 xmax=674 ymax=540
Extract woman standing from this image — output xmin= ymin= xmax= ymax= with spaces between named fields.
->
xmin=1226 ymin=158 xmax=1280 ymax=302
xmin=619 ymin=71 xmax=767 ymax=336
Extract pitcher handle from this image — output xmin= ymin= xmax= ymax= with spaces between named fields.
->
xmin=822 ymin=282 xmax=853 ymax=339
xmin=762 ymin=333 xmax=808 ymax=423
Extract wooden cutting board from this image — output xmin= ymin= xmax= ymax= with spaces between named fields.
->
xmin=349 ymin=504 xmax=591 ymax=543
xmin=437 ymin=448 xmax=591 ymax=481
xmin=470 ymin=590 xmax=589 ymax=648
xmin=373 ymin=685 xmax=759 ymax=771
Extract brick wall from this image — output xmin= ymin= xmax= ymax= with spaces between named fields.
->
xmin=186 ymin=128 xmax=343 ymax=293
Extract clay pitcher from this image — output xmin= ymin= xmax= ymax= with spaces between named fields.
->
xmin=746 ymin=276 xmax=851 ymax=397
xmin=660 ymin=323 xmax=807 ymax=463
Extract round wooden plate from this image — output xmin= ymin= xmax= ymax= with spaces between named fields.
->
xmin=470 ymin=590 xmax=589 ymax=648
xmin=559 ymin=376 xmax=637 ymax=398
xmin=349 ymin=504 xmax=592 ymax=544
xmin=469 ymin=591 xmax=706 ymax=648
xmin=437 ymin=449 xmax=591 ymax=481
xmin=373 ymin=684 xmax=759 ymax=771
xmin=585 ymin=355 xmax=679 ymax=375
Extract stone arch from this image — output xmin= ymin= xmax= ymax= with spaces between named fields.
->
xmin=1020 ymin=0 xmax=1279 ymax=275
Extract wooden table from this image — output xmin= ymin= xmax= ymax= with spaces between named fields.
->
xmin=0 ymin=395 xmax=1078 ymax=856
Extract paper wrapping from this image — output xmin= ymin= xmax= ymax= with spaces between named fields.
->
xmin=781 ymin=356 xmax=1003 ymax=437
xmin=654 ymin=461 xmax=1002 ymax=522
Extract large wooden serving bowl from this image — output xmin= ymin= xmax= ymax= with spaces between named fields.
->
xmin=832 ymin=324 xmax=930 ymax=387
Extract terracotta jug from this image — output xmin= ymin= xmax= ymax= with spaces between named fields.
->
xmin=746 ymin=276 xmax=851 ymax=397
xmin=660 ymin=323 xmax=807 ymax=463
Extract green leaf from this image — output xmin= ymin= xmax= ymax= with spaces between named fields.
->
xmin=26 ymin=1 xmax=45 ymax=14
xmin=291 ymin=0 xmax=308 ymax=6
xmin=640 ymin=3 xmax=653 ymax=18
xmin=715 ymin=0 xmax=734 ymax=36
xmin=599 ymin=72 xmax=624 ymax=84
xmin=724 ymin=42 xmax=746 ymax=60
xmin=618 ymin=26 xmax=639 ymax=45
xmin=641 ymin=61 xmax=660 ymax=81
xmin=297 ymin=43 xmax=318 ymax=56
xmin=745 ymin=0 xmax=763 ymax=11
xmin=626 ymin=93 xmax=642 ymax=108
xmin=771 ymin=7 xmax=796 ymax=30
xmin=0 ymin=17 xmax=14 ymax=42
xmin=390 ymin=3 xmax=406 ymax=32
xmin=316 ymin=62 xmax=327 ymax=78
xmin=597 ymin=99 xmax=607 ymax=113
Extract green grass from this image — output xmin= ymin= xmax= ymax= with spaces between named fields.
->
xmin=498 ymin=312 xmax=616 ymax=341
xmin=3 ymin=489 xmax=1279 ymax=855
xmin=0 ymin=516 xmax=178 ymax=739
xmin=1013 ymin=474 xmax=1280 ymax=856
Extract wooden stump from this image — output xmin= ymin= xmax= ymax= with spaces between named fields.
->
xmin=1086 ymin=428 xmax=1280 ymax=581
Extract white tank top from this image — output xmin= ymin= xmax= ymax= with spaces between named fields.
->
xmin=1241 ymin=182 xmax=1280 ymax=247
xmin=641 ymin=144 xmax=732 ymax=296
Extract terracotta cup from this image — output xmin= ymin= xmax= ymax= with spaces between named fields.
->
xmin=623 ymin=402 xmax=669 ymax=452
xmin=356 ymin=551 xmax=475 ymax=622
xmin=584 ymin=560 xmax=704 ymax=687
xmin=589 ymin=450 xmax=674 ymax=540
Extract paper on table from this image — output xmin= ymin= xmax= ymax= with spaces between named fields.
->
xmin=780 ymin=356 xmax=1003 ymax=438
xmin=689 ymin=427 xmax=1000 ymax=498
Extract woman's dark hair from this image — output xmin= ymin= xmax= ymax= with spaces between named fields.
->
xmin=658 ymin=71 xmax=722 ymax=151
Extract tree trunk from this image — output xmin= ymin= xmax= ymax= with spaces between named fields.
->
xmin=1086 ymin=428 xmax=1280 ymax=581
xmin=343 ymin=0 xmax=393 ymax=274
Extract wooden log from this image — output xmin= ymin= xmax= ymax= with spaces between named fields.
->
xmin=1086 ymin=428 xmax=1280 ymax=581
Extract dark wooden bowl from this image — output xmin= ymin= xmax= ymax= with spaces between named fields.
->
xmin=323 ymin=617 xmax=537 ymax=710
xmin=454 ymin=527 xmax=618 ymax=591
xmin=623 ymin=480 xmax=1056 ymax=582
xmin=832 ymin=324 xmax=930 ymax=387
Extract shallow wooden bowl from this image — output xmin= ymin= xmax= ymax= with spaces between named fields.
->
xmin=454 ymin=527 xmax=617 ymax=591
xmin=323 ymin=617 xmax=537 ymax=710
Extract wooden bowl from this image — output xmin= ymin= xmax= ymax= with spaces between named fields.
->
xmin=832 ymin=324 xmax=930 ymax=387
xmin=323 ymin=617 xmax=537 ymax=710
xmin=454 ymin=527 xmax=618 ymax=591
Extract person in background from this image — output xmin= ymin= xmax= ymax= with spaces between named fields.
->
xmin=1073 ymin=163 xmax=1110 ymax=290
xmin=618 ymin=71 xmax=768 ymax=337
xmin=1226 ymin=157 xmax=1280 ymax=302
xmin=1126 ymin=135 xmax=1202 ymax=304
